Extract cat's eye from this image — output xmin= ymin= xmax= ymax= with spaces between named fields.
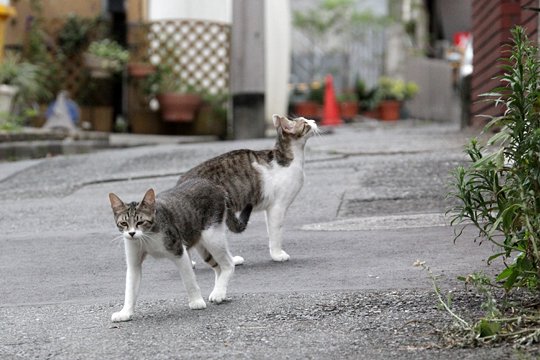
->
xmin=119 ymin=221 xmax=128 ymax=227
xmin=136 ymin=220 xmax=151 ymax=227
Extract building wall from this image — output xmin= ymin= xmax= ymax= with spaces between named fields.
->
xmin=146 ymin=0 xmax=290 ymax=123
xmin=5 ymin=0 xmax=103 ymax=47
xmin=147 ymin=0 xmax=232 ymax=23
xmin=471 ymin=0 xmax=538 ymax=126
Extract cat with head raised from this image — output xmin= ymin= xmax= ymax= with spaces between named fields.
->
xmin=180 ymin=115 xmax=318 ymax=262
xmin=109 ymin=178 xmax=251 ymax=322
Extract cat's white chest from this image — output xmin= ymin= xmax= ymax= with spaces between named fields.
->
xmin=254 ymin=158 xmax=304 ymax=210
xmin=127 ymin=233 xmax=170 ymax=259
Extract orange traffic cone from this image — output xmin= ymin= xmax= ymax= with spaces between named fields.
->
xmin=321 ymin=74 xmax=342 ymax=126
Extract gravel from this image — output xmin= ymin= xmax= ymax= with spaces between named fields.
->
xmin=1 ymin=289 xmax=535 ymax=360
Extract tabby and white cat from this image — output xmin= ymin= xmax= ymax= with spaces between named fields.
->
xmin=180 ymin=115 xmax=318 ymax=262
xmin=109 ymin=178 xmax=252 ymax=322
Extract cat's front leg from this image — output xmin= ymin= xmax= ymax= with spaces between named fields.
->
xmin=173 ymin=248 xmax=206 ymax=310
xmin=265 ymin=205 xmax=290 ymax=262
xmin=112 ymin=240 xmax=143 ymax=322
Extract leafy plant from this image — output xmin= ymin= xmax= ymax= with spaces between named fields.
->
xmin=292 ymin=0 xmax=391 ymax=83
xmin=337 ymin=91 xmax=358 ymax=103
xmin=307 ymin=81 xmax=325 ymax=104
xmin=449 ymin=26 xmax=540 ymax=292
xmin=0 ymin=54 xmax=48 ymax=106
xmin=293 ymin=0 xmax=391 ymax=46
xmin=355 ymin=78 xmax=380 ymax=110
xmin=0 ymin=107 xmax=39 ymax=132
xmin=143 ymin=64 xmax=200 ymax=97
xmin=87 ymin=39 xmax=129 ymax=72
xmin=377 ymin=76 xmax=419 ymax=101
xmin=57 ymin=15 xmax=92 ymax=56
xmin=20 ymin=0 xmax=59 ymax=103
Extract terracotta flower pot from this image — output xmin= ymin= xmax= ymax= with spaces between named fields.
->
xmin=156 ymin=93 xmax=202 ymax=122
xmin=127 ymin=62 xmax=155 ymax=78
xmin=339 ymin=101 xmax=359 ymax=121
xmin=378 ymin=100 xmax=401 ymax=121
xmin=294 ymin=101 xmax=321 ymax=119
xmin=360 ymin=108 xmax=380 ymax=119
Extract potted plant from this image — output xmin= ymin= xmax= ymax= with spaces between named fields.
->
xmin=337 ymin=91 xmax=358 ymax=121
xmin=0 ymin=54 xmax=44 ymax=126
xmin=84 ymin=39 xmax=129 ymax=78
xmin=193 ymin=92 xmax=228 ymax=138
xmin=376 ymin=77 xmax=419 ymax=121
xmin=57 ymin=14 xmax=92 ymax=57
xmin=127 ymin=62 xmax=156 ymax=78
xmin=291 ymin=82 xmax=324 ymax=120
xmin=145 ymin=65 xmax=202 ymax=122
xmin=401 ymin=81 xmax=419 ymax=119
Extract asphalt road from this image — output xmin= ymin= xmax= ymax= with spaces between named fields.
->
xmin=0 ymin=121 xmax=525 ymax=359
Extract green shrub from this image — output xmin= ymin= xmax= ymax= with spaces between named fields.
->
xmin=450 ymin=26 xmax=540 ymax=292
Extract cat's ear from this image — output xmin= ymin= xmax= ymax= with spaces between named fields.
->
xmin=109 ymin=193 xmax=126 ymax=213
xmin=273 ymin=114 xmax=295 ymax=134
xmin=140 ymin=188 xmax=156 ymax=209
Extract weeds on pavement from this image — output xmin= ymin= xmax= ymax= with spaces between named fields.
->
xmin=438 ymin=25 xmax=540 ymax=349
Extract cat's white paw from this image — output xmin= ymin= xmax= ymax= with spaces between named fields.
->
xmin=189 ymin=298 xmax=207 ymax=310
xmin=271 ymin=250 xmax=290 ymax=262
xmin=111 ymin=310 xmax=133 ymax=322
xmin=208 ymin=289 xmax=227 ymax=304
xmin=233 ymin=255 xmax=244 ymax=265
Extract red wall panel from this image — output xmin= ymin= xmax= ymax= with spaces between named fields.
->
xmin=470 ymin=0 xmax=538 ymax=126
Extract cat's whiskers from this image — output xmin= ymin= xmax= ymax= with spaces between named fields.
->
xmin=111 ymin=234 xmax=124 ymax=243
xmin=313 ymin=126 xmax=322 ymax=138
xmin=138 ymin=232 xmax=157 ymax=251
xmin=110 ymin=235 xmax=125 ymax=249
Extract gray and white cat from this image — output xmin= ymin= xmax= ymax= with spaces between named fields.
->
xmin=109 ymin=178 xmax=252 ymax=322
xmin=180 ymin=115 xmax=318 ymax=262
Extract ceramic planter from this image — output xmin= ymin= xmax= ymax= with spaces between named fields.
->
xmin=339 ymin=101 xmax=359 ymax=121
xmin=294 ymin=101 xmax=321 ymax=119
xmin=0 ymin=85 xmax=18 ymax=122
xmin=156 ymin=93 xmax=202 ymax=122
xmin=378 ymin=100 xmax=401 ymax=121
xmin=127 ymin=62 xmax=155 ymax=78
xmin=360 ymin=108 xmax=380 ymax=119
xmin=84 ymin=53 xmax=117 ymax=78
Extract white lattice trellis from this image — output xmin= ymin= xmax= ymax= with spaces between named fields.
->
xmin=144 ymin=20 xmax=231 ymax=95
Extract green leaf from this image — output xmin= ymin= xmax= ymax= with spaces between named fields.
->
xmin=475 ymin=319 xmax=501 ymax=338
xmin=503 ymin=270 xmax=519 ymax=291
xmin=496 ymin=266 xmax=513 ymax=281
xmin=487 ymin=252 xmax=506 ymax=265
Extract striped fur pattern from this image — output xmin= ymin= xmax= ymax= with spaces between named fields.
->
xmin=179 ymin=115 xmax=318 ymax=262
xmin=109 ymin=178 xmax=251 ymax=322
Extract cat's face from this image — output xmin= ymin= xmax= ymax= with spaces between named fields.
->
xmin=109 ymin=189 xmax=156 ymax=240
xmin=273 ymin=115 xmax=318 ymax=140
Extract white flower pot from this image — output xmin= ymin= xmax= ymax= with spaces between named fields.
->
xmin=0 ymin=84 xmax=18 ymax=124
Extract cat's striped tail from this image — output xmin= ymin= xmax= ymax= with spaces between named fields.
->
xmin=226 ymin=203 xmax=253 ymax=233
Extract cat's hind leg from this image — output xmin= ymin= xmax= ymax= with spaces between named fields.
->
xmin=172 ymin=245 xmax=206 ymax=310
xmin=199 ymin=224 xmax=235 ymax=304
xmin=233 ymin=255 xmax=244 ymax=265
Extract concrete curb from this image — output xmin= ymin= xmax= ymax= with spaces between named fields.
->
xmin=0 ymin=129 xmax=219 ymax=161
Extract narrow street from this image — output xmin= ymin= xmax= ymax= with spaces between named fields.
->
xmin=0 ymin=121 xmax=515 ymax=359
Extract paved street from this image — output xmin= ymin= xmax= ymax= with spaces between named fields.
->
xmin=0 ymin=120 xmax=519 ymax=359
